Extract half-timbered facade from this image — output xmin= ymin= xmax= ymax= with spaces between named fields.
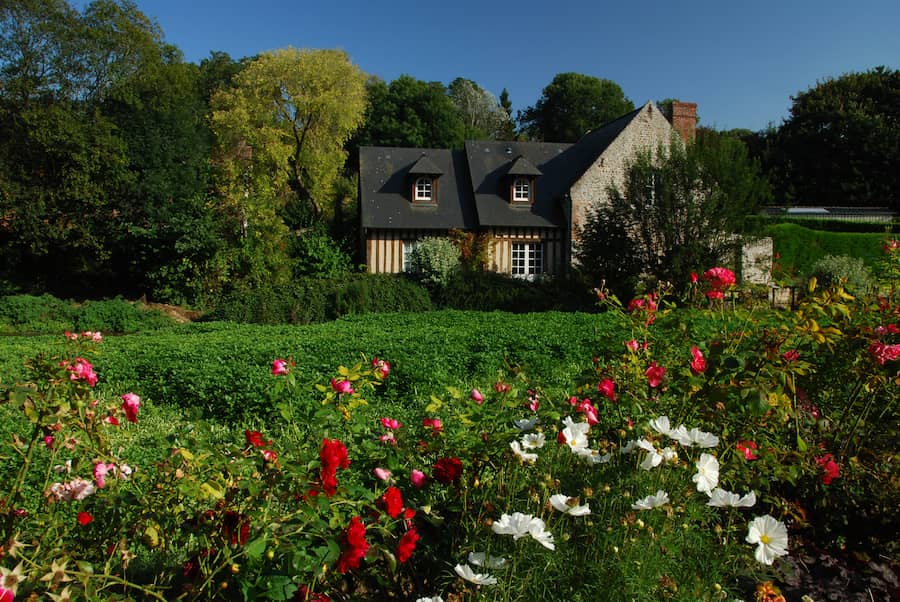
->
xmin=359 ymin=101 xmax=696 ymax=278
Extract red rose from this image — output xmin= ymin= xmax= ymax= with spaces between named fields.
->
xmin=337 ymin=516 xmax=369 ymax=573
xmin=320 ymin=439 xmax=350 ymax=496
xmin=77 ymin=511 xmax=93 ymax=526
xmin=432 ymin=457 xmax=463 ymax=484
xmin=396 ymin=526 xmax=419 ymax=563
xmin=381 ymin=486 xmax=404 ymax=518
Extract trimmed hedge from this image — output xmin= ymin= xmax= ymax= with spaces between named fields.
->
xmin=209 ymin=274 xmax=433 ymax=324
xmin=435 ymin=272 xmax=596 ymax=313
xmin=768 ymin=223 xmax=888 ymax=279
xmin=748 ymin=215 xmax=897 ymax=234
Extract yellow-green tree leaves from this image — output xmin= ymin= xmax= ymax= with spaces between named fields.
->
xmin=209 ymin=47 xmax=367 ymax=286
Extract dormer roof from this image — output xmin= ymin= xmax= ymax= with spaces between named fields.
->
xmin=407 ymin=153 xmax=443 ymax=176
xmin=505 ymin=155 xmax=543 ymax=177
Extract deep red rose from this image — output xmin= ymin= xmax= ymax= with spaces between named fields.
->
xmin=381 ymin=486 xmax=404 ymax=518
xmin=337 ymin=516 xmax=369 ymax=573
xmin=396 ymin=526 xmax=419 ymax=563
xmin=320 ymin=439 xmax=350 ymax=496
xmin=222 ymin=510 xmax=250 ymax=546
xmin=432 ymin=457 xmax=463 ymax=484
xmin=245 ymin=430 xmax=271 ymax=448
xmin=77 ymin=511 xmax=93 ymax=525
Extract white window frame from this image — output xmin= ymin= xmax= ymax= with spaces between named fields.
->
xmin=402 ymin=240 xmax=421 ymax=273
xmin=414 ymin=177 xmax=433 ymax=202
xmin=513 ymin=177 xmax=531 ymax=202
xmin=511 ymin=242 xmax=543 ymax=280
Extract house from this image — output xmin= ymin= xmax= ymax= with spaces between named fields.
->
xmin=358 ymin=100 xmax=697 ymax=278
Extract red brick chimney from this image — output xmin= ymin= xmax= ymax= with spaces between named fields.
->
xmin=671 ymin=102 xmax=697 ymax=143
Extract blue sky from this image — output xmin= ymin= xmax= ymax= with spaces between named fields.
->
xmin=85 ymin=0 xmax=899 ymax=132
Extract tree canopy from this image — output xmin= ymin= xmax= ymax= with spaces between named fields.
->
xmin=519 ymin=72 xmax=635 ymax=142
xmin=771 ymin=66 xmax=900 ymax=209
xmin=356 ymin=75 xmax=466 ymax=149
xmin=577 ymin=131 xmax=771 ymax=295
xmin=447 ymin=77 xmax=510 ymax=140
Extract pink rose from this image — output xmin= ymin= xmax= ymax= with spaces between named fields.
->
xmin=120 ymin=392 xmax=140 ymax=423
xmin=470 ymin=389 xmax=484 ymax=404
xmin=380 ymin=417 xmax=402 ymax=430
xmin=271 ymin=358 xmax=289 ymax=376
xmin=374 ymin=467 xmax=392 ymax=481
xmin=410 ymin=469 xmax=427 ymax=489
xmin=597 ymin=378 xmax=617 ymax=402
xmin=645 ymin=362 xmax=666 ymax=388
xmin=690 ymin=346 xmax=707 ymax=374
xmin=331 ymin=378 xmax=354 ymax=395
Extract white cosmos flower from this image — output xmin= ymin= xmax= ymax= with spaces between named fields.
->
xmin=510 ymin=440 xmax=538 ymax=463
xmin=746 ymin=515 xmax=789 ymax=565
xmin=620 ymin=439 xmax=638 ymax=455
xmin=514 ymin=417 xmax=538 ymax=431
xmin=636 ymin=438 xmax=663 ymax=470
xmin=692 ymin=453 xmax=720 ymax=493
xmin=578 ymin=448 xmax=612 ymax=464
xmin=521 ymin=433 xmax=545 ymax=449
xmin=707 ymin=488 xmax=756 ymax=508
xmin=491 ymin=512 xmax=555 ymax=550
xmin=631 ymin=490 xmax=670 ymax=510
xmin=672 ymin=426 xmax=719 ymax=448
xmin=649 ymin=415 xmax=675 ymax=437
xmin=416 ymin=597 xmax=444 ymax=602
xmin=454 ymin=563 xmax=497 ymax=585
xmin=661 ymin=446 xmax=679 ymax=462
xmin=559 ymin=418 xmax=590 ymax=454
xmin=467 ymin=552 xmax=508 ymax=569
xmin=549 ymin=494 xmax=591 ymax=516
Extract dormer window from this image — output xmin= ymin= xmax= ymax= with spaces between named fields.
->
xmin=512 ymin=178 xmax=531 ymax=202
xmin=504 ymin=154 xmax=542 ymax=205
xmin=407 ymin=153 xmax=442 ymax=206
xmin=415 ymin=177 xmax=433 ymax=202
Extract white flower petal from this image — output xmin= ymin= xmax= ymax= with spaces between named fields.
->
xmin=454 ymin=563 xmax=497 ymax=585
xmin=631 ymin=490 xmax=669 ymax=510
xmin=467 ymin=552 xmax=508 ymax=569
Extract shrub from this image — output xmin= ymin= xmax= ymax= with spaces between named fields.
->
xmin=407 ymin=236 xmax=460 ymax=288
xmin=808 ymin=254 xmax=874 ymax=292
xmin=435 ymin=271 xmax=595 ymax=312
xmin=332 ymin=274 xmax=432 ymax=317
xmin=0 ymin=294 xmax=78 ymax=334
xmin=291 ymin=227 xmax=354 ymax=278
xmin=76 ymin=298 xmax=173 ymax=333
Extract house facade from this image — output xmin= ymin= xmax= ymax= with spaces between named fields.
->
xmin=359 ymin=101 xmax=696 ymax=278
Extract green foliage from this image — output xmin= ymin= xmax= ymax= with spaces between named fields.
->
xmin=4 ymin=263 xmax=899 ymax=599
xmin=808 ymin=255 xmax=873 ymax=292
xmin=447 ymin=77 xmax=509 ymax=140
xmin=291 ymin=227 xmax=353 ymax=278
xmin=519 ymin=72 xmax=635 ymax=142
xmin=772 ymin=66 xmax=900 ymax=208
xmin=578 ymin=132 xmax=770 ymax=292
xmin=209 ymin=275 xmax=433 ymax=326
xmin=0 ymin=294 xmax=78 ymax=334
xmin=435 ymin=271 xmax=596 ymax=312
xmin=407 ymin=236 xmax=461 ymax=288
xmin=356 ymin=75 xmax=466 ymax=149
xmin=769 ymin=223 xmax=884 ymax=281
xmin=0 ymin=295 xmax=174 ymax=335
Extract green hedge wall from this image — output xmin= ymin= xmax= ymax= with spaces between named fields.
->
xmin=768 ymin=223 xmax=888 ymax=279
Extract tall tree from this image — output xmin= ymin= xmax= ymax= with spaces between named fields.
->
xmin=519 ymin=72 xmax=634 ymax=142
xmin=209 ymin=47 xmax=367 ymax=286
xmin=497 ymin=88 xmax=516 ymax=140
xmin=772 ymin=66 xmax=900 ymax=209
xmin=356 ymin=75 xmax=465 ymax=149
xmin=577 ymin=130 xmax=770 ymax=294
xmin=447 ymin=77 xmax=509 ymax=140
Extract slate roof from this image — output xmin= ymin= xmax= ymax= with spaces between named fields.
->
xmin=359 ymin=146 xmax=477 ymax=230
xmin=358 ymin=103 xmax=652 ymax=231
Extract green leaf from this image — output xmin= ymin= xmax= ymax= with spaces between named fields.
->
xmin=796 ymin=435 xmax=808 ymax=452
xmin=263 ymin=575 xmax=297 ymax=600
xmin=244 ymin=535 xmax=268 ymax=561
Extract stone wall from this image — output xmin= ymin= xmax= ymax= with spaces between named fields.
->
xmin=741 ymin=237 xmax=773 ymax=285
xmin=568 ymin=102 xmax=676 ymax=239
